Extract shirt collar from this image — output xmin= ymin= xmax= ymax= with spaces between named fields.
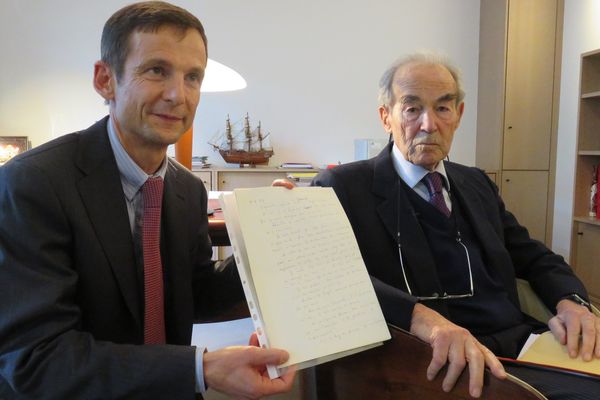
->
xmin=107 ymin=116 xmax=168 ymax=201
xmin=391 ymin=143 xmax=450 ymax=190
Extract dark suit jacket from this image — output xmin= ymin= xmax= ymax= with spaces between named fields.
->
xmin=0 ymin=117 xmax=242 ymax=399
xmin=313 ymin=142 xmax=588 ymax=333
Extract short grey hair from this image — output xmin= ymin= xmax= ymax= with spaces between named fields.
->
xmin=378 ymin=53 xmax=465 ymax=109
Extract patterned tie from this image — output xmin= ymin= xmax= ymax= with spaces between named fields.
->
xmin=423 ymin=172 xmax=451 ymax=217
xmin=142 ymin=177 xmax=166 ymax=344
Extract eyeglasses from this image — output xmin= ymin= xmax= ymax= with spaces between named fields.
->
xmin=397 ymin=235 xmax=474 ymax=301
xmin=395 ymin=180 xmax=474 ymax=301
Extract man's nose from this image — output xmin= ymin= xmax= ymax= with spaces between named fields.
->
xmin=419 ymin=109 xmax=437 ymax=133
xmin=163 ymin=75 xmax=185 ymax=104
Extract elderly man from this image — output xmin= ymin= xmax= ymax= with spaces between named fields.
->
xmin=312 ymin=53 xmax=600 ymax=399
xmin=0 ymin=2 xmax=294 ymax=399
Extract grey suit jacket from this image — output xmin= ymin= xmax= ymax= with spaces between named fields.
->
xmin=313 ymin=142 xmax=588 ymax=331
xmin=0 ymin=117 xmax=242 ymax=399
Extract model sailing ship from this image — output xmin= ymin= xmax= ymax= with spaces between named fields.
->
xmin=209 ymin=114 xmax=274 ymax=166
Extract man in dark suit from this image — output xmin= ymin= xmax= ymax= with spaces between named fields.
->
xmin=312 ymin=54 xmax=600 ymax=399
xmin=0 ymin=2 xmax=294 ymax=399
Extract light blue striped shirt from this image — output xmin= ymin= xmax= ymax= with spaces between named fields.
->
xmin=107 ymin=118 xmax=167 ymax=234
xmin=390 ymin=144 xmax=452 ymax=211
xmin=106 ymin=118 xmax=207 ymax=394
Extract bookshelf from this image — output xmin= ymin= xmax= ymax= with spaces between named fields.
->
xmin=571 ymin=49 xmax=600 ymax=307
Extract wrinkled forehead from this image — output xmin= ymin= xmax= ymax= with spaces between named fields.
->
xmin=392 ymin=62 xmax=458 ymax=101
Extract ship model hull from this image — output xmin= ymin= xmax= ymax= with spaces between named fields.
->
xmin=219 ymin=149 xmax=274 ymax=165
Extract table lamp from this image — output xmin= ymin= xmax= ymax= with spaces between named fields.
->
xmin=174 ymin=59 xmax=246 ymax=169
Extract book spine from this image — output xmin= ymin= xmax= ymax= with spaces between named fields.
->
xmin=219 ymin=193 xmax=281 ymax=379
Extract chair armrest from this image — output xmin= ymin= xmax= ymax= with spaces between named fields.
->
xmin=516 ymin=278 xmax=553 ymax=323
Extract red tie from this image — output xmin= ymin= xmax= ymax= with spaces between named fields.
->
xmin=142 ymin=177 xmax=166 ymax=344
xmin=423 ymin=172 xmax=451 ymax=218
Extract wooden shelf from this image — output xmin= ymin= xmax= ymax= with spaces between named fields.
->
xmin=581 ymin=91 xmax=600 ymax=99
xmin=572 ymin=49 xmax=600 ymax=301
xmin=574 ymin=216 xmax=600 ymax=226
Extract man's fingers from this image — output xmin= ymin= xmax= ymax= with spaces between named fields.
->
xmin=442 ymin=342 xmax=467 ymax=394
xmin=580 ymin=314 xmax=597 ymax=361
xmin=247 ymin=347 xmax=290 ymax=367
xmin=464 ymin=340 xmax=485 ymax=398
xmin=564 ymin=317 xmax=582 ymax=358
xmin=480 ymin=344 xmax=506 ymax=379
xmin=248 ymin=332 xmax=259 ymax=347
xmin=427 ymin=339 xmax=451 ymax=381
xmin=271 ymin=179 xmax=295 ymax=189
xmin=548 ymin=315 xmax=567 ymax=345
xmin=259 ymin=366 xmax=297 ymax=394
xmin=276 ymin=366 xmax=297 ymax=386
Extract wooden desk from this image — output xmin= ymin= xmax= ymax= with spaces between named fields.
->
xmin=313 ymin=325 xmax=546 ymax=399
xmin=208 ymin=198 xmax=230 ymax=246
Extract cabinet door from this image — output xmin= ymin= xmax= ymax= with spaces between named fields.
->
xmin=485 ymin=171 xmax=498 ymax=185
xmin=501 ymin=170 xmax=548 ymax=242
xmin=502 ymin=0 xmax=557 ymax=170
xmin=217 ymin=171 xmax=287 ymax=191
xmin=574 ymin=223 xmax=600 ymax=305
xmin=192 ymin=171 xmax=212 ymax=192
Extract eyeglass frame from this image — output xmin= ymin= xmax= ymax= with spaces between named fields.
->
xmin=395 ymin=179 xmax=475 ymax=301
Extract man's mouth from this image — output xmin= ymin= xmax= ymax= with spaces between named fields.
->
xmin=153 ymin=113 xmax=183 ymax=121
xmin=414 ymin=142 xmax=437 ymax=146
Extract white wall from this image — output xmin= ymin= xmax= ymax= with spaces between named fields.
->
xmin=0 ymin=0 xmax=480 ymax=168
xmin=553 ymin=0 xmax=600 ymax=259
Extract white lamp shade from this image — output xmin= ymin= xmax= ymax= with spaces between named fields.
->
xmin=202 ymin=59 xmax=247 ymax=92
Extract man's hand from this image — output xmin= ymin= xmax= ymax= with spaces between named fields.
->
xmin=271 ymin=179 xmax=295 ymax=189
xmin=203 ymin=344 xmax=296 ymax=400
xmin=549 ymin=299 xmax=600 ymax=361
xmin=410 ymin=303 xmax=506 ymax=398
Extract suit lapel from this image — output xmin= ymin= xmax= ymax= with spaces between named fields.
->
xmin=446 ymin=164 xmax=516 ymax=294
xmin=446 ymin=164 xmax=497 ymax=255
xmin=75 ymin=118 xmax=142 ymax=329
xmin=372 ymin=144 xmax=443 ymax=299
xmin=161 ymin=161 xmax=193 ymax=343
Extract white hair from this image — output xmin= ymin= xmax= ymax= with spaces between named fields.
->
xmin=378 ymin=52 xmax=465 ymax=109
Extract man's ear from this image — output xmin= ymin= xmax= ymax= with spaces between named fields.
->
xmin=378 ymin=105 xmax=392 ymax=133
xmin=455 ymin=101 xmax=465 ymax=127
xmin=93 ymin=61 xmax=115 ymax=102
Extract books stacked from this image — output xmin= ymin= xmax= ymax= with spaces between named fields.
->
xmin=192 ymin=156 xmax=211 ymax=169
xmin=279 ymin=162 xmax=313 ymax=169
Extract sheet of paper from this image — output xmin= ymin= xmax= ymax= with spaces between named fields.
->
xmin=517 ymin=333 xmax=540 ymax=359
xmin=518 ymin=331 xmax=600 ymax=375
xmin=191 ymin=318 xmax=254 ymax=351
xmin=232 ymin=187 xmax=390 ymax=368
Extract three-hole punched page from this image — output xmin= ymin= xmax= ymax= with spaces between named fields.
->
xmin=220 ymin=187 xmax=390 ymax=379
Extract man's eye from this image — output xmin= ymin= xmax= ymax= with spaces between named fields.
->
xmin=148 ymin=66 xmax=164 ymax=75
xmin=187 ymin=73 xmax=201 ymax=82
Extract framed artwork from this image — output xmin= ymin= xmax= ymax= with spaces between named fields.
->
xmin=0 ymin=136 xmax=30 ymax=165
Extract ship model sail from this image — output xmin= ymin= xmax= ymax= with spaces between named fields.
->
xmin=209 ymin=114 xmax=274 ymax=166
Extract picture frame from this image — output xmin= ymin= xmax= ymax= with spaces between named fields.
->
xmin=0 ymin=136 xmax=30 ymax=165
